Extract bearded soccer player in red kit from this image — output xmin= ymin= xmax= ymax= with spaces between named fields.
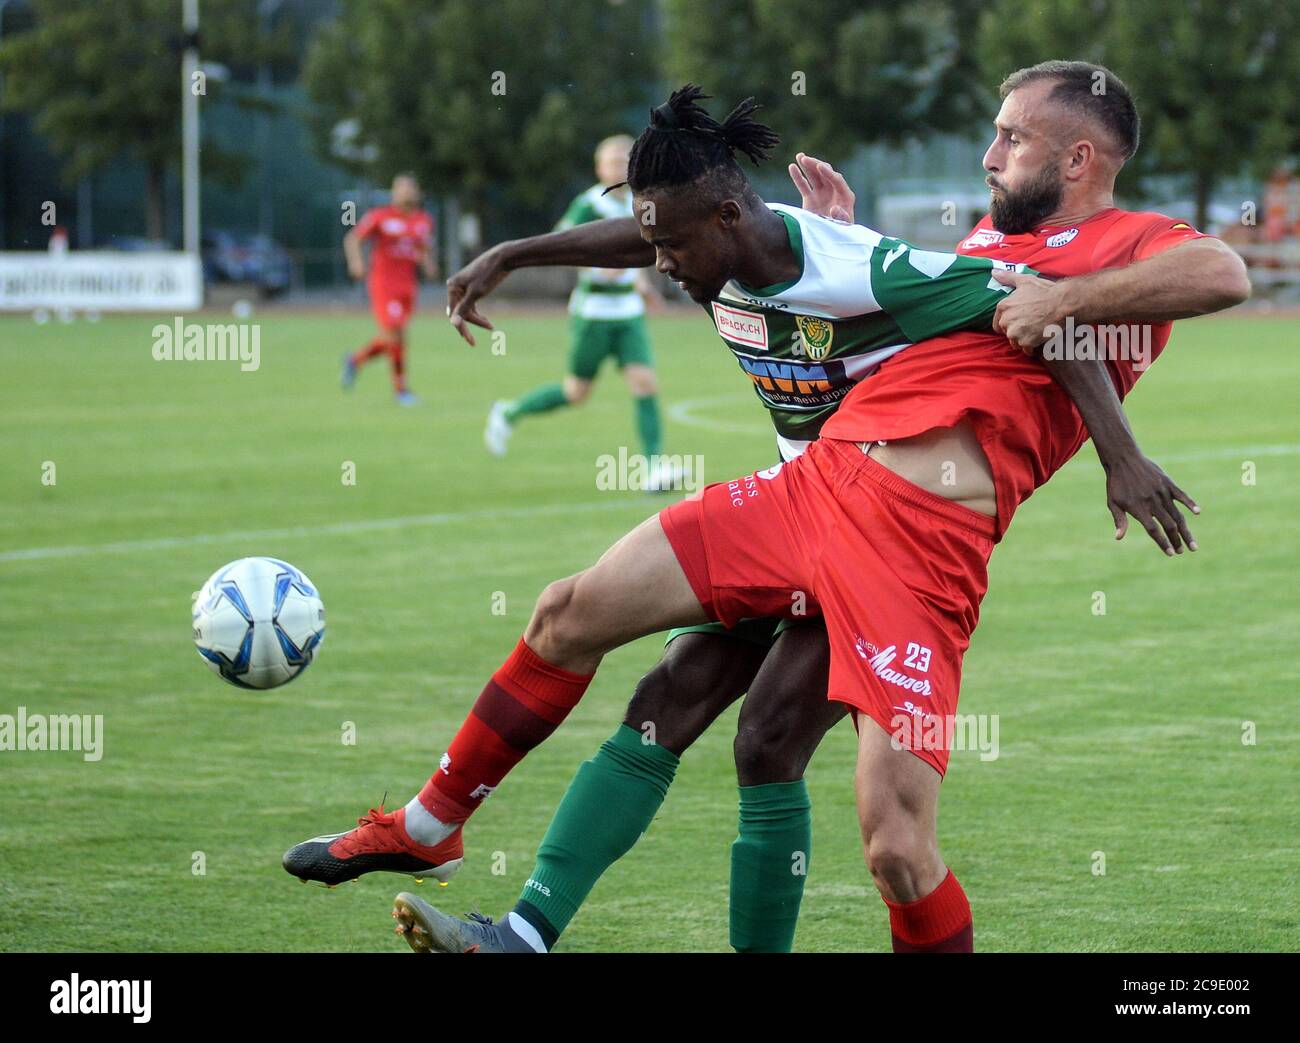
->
xmin=286 ymin=63 xmax=1252 ymax=954
xmin=342 ymin=173 xmax=438 ymax=405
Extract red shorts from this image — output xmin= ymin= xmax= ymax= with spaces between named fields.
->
xmin=659 ymin=437 xmax=996 ymax=776
xmin=370 ymin=283 xmax=415 ymax=330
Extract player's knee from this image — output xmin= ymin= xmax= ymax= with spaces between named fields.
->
xmin=624 ymin=635 xmax=754 ymax=753
xmin=733 ymin=707 xmax=806 ymax=784
xmin=624 ymin=661 xmax=686 ymax=747
xmin=526 ymin=575 xmax=590 ymax=657
xmin=564 ymin=378 xmax=592 ymax=404
xmin=626 ymin=660 xmax=675 ymax=723
xmin=861 ymin=817 xmax=932 ymax=903
xmin=627 ymin=370 xmax=658 ymax=397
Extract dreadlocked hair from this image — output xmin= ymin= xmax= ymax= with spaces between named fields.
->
xmin=625 ymin=84 xmax=780 ymax=195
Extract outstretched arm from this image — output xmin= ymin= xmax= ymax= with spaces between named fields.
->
xmin=449 ymin=151 xmax=859 ymax=345
xmin=995 ymin=267 xmax=1206 ymax=555
xmin=1040 ymin=353 xmax=1199 ymax=555
xmin=446 ymin=218 xmax=653 ymax=344
xmin=991 ymin=239 xmax=1250 ymax=349
xmin=984 ymin=243 xmax=1248 ymax=553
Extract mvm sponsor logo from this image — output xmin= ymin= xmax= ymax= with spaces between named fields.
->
xmin=737 ymin=357 xmax=835 ymax=397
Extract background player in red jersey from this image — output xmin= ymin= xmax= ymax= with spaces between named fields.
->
xmin=342 ymin=173 xmax=438 ymax=405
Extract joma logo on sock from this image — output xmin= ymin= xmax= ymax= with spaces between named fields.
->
xmin=524 ymin=878 xmax=551 ymax=897
xmin=469 ymin=783 xmax=495 ymax=800
xmin=50 ymin=975 xmax=151 ymax=1023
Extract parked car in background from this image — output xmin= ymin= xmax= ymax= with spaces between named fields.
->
xmin=202 ymin=231 xmax=293 ymax=297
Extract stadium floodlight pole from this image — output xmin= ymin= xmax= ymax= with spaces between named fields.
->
xmin=181 ymin=0 xmax=201 ymax=255
xmin=257 ymin=0 xmax=285 ymax=238
xmin=0 ymin=0 xmax=11 ymax=250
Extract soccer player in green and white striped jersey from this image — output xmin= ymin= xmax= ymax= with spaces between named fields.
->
xmin=484 ymin=136 xmax=668 ymax=481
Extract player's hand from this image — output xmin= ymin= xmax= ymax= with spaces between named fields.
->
xmin=446 ymin=247 xmax=510 ymax=346
xmin=790 ymin=153 xmax=855 ymax=223
xmin=1103 ymin=452 xmax=1200 ymax=556
xmin=347 ymin=261 xmax=366 ymax=281
xmin=991 ymin=269 xmax=1065 ymax=352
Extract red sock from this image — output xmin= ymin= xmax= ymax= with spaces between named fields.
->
xmin=352 ymin=338 xmax=389 ymax=366
xmin=385 ymin=338 xmax=407 ymax=392
xmin=416 ymin=639 xmax=592 ymax=824
xmin=883 ymin=869 xmax=974 ymax=952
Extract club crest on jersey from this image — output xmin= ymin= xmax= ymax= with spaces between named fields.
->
xmin=962 ymin=227 xmax=1005 ymax=250
xmin=1046 ymin=227 xmax=1079 ymax=248
xmin=711 ymin=302 xmax=768 ymax=350
xmin=794 ymin=315 xmax=834 ymax=360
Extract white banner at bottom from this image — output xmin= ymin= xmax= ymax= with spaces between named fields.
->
xmin=0 ymin=252 xmax=203 ymax=311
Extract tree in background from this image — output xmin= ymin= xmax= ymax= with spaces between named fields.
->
xmin=302 ymin=0 xmax=659 ymax=241
xmin=976 ymin=0 xmax=1300 ymax=228
xmin=662 ymin=0 xmax=989 ymax=163
xmin=0 ymin=0 xmax=287 ymax=242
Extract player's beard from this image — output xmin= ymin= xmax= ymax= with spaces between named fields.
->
xmin=987 ymin=163 xmax=1064 ymax=235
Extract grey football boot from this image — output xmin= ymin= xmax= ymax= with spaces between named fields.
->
xmin=391 ymin=892 xmax=541 ymax=953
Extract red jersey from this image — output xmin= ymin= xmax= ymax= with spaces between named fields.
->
xmin=356 ymin=205 xmax=435 ymax=291
xmin=819 ymin=208 xmax=1210 ymax=538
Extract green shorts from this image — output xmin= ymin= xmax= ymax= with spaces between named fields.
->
xmin=665 ymin=616 xmax=820 ymax=649
xmin=568 ymin=316 xmax=653 ymax=380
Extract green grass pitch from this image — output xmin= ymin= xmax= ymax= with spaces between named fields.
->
xmin=0 ymin=306 xmax=1295 ymax=952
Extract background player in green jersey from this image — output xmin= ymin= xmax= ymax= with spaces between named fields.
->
xmin=484 ymin=136 xmax=671 ymax=486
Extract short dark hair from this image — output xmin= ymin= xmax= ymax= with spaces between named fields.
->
xmin=625 ymin=84 xmax=778 ymax=205
xmin=999 ymin=60 xmax=1140 ymax=161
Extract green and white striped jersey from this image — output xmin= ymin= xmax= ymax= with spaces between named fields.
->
xmin=707 ymin=203 xmax=1031 ymax=460
xmin=556 ymin=183 xmax=643 ymax=321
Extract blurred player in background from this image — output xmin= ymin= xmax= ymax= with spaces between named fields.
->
xmin=484 ymin=136 xmax=672 ymax=486
xmin=342 ymin=173 xmax=438 ymax=406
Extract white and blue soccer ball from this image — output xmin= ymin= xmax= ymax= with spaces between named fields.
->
xmin=192 ymin=557 xmax=325 ymax=689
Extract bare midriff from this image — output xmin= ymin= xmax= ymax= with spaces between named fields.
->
xmin=858 ymin=419 xmax=996 ymax=517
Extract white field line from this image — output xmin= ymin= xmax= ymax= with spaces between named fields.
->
xmin=667 ymin=395 xmax=770 ymax=435
xmin=0 ymin=498 xmax=650 ymax=564
xmin=669 ymin=395 xmax=1300 ymax=466
xmin=3 ymin=396 xmax=1296 ymax=565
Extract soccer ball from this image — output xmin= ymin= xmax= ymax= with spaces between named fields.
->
xmin=192 ymin=557 xmax=325 ymax=689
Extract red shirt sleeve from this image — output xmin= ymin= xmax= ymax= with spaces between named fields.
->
xmin=1130 ymin=214 xmax=1211 ymax=261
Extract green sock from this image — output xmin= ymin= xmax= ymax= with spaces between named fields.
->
xmin=633 ymin=394 xmax=662 ymax=458
xmin=513 ymin=724 xmax=678 ymax=949
xmin=505 ymin=382 xmax=568 ymax=422
xmin=729 ymin=780 xmax=812 ymax=953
